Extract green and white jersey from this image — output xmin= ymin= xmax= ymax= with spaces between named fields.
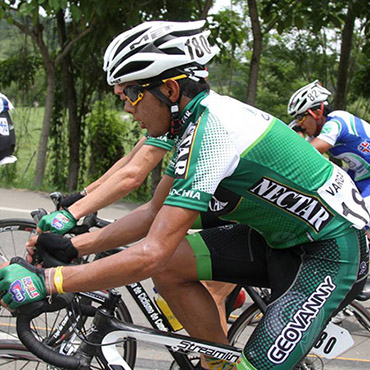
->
xmin=164 ymin=91 xmax=369 ymax=248
xmin=144 ymin=133 xmax=175 ymax=151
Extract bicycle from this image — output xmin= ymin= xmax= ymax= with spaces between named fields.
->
xmin=0 ymin=194 xmax=369 ymax=369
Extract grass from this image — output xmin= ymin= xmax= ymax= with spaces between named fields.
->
xmin=0 ymin=105 xmax=156 ymax=204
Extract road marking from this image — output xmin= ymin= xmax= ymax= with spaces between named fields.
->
xmin=0 ymin=206 xmax=32 ymax=214
xmin=309 ymin=354 xmax=370 ymax=363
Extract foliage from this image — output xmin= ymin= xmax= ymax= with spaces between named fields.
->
xmin=46 ymin=77 xmax=68 ymax=189
xmin=84 ymin=99 xmax=126 ymax=184
xmin=1 ymin=0 xmax=370 ymax=201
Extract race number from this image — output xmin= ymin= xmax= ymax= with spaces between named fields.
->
xmin=318 ymin=164 xmax=370 ymax=229
xmin=0 ymin=117 xmax=9 ymax=136
xmin=311 ymin=322 xmax=354 ymax=359
xmin=185 ymin=34 xmax=212 ymax=60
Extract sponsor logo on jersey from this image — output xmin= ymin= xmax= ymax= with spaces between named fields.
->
xmin=10 ymin=279 xmax=26 ymax=303
xmin=248 ymin=177 xmax=333 ymax=232
xmin=358 ymin=140 xmax=370 ymax=155
xmin=209 ymin=196 xmax=228 ymax=212
xmin=359 ymin=261 xmax=368 ymax=277
xmin=169 ymin=188 xmax=201 ymax=200
xmin=267 ymin=276 xmax=336 ymax=364
xmin=321 ymin=125 xmax=332 ymax=134
xmin=175 ymin=124 xmax=197 ymax=178
xmin=0 ymin=117 xmax=9 ymax=136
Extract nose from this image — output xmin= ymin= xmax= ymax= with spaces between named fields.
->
xmin=114 ymin=85 xmax=126 ymax=101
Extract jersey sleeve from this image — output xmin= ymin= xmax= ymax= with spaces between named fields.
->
xmin=164 ymin=112 xmax=240 ymax=212
xmin=144 ymin=133 xmax=175 ymax=151
xmin=316 ymin=119 xmax=341 ymax=146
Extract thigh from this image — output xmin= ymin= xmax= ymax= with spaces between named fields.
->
xmin=186 ymin=224 xmax=272 ymax=286
xmin=243 ymin=229 xmax=369 ymax=369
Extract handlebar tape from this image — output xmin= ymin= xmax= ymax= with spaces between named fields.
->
xmin=16 ymin=294 xmax=80 ymax=369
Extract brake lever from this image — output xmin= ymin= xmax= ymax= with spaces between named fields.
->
xmin=30 ymin=208 xmax=48 ymax=224
xmin=49 ymin=192 xmax=64 ymax=210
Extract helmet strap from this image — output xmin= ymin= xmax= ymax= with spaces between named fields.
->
xmin=148 ymin=85 xmax=184 ymax=139
xmin=311 ymin=102 xmax=325 ymax=136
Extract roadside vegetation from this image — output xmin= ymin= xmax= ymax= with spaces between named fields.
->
xmin=0 ymin=0 xmax=369 ymax=203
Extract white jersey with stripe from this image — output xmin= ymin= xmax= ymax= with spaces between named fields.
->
xmin=315 ymin=110 xmax=370 ymax=181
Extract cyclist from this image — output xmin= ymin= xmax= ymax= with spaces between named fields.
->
xmin=288 ymin=80 xmax=370 ymax=213
xmin=0 ymin=92 xmax=16 ymax=165
xmin=1 ymin=20 xmax=369 ymax=370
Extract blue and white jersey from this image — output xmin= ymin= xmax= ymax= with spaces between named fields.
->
xmin=0 ymin=93 xmax=13 ymax=114
xmin=315 ymin=110 xmax=370 ymax=182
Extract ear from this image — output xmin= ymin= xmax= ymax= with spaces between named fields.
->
xmin=162 ymin=80 xmax=181 ymax=103
xmin=315 ymin=108 xmax=326 ymax=123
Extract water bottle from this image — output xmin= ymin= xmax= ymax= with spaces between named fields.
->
xmin=153 ymin=287 xmax=183 ymax=331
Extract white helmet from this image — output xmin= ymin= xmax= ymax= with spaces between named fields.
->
xmin=0 ymin=92 xmax=14 ymax=113
xmin=287 ymin=80 xmax=331 ymax=117
xmin=103 ymin=20 xmax=219 ymax=85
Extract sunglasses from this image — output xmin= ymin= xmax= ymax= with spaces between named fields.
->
xmin=295 ymin=112 xmax=309 ymax=124
xmin=123 ymin=74 xmax=189 ymax=106
xmin=123 ymin=85 xmax=146 ymax=106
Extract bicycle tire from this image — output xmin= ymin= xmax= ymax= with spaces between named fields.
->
xmin=0 ymin=218 xmax=38 ymax=342
xmin=339 ymin=300 xmax=370 ymax=332
xmin=0 ymin=297 xmax=137 ymax=369
xmin=0 ymin=218 xmax=137 ymax=369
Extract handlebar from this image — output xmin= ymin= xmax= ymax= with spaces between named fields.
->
xmin=16 ymin=294 xmax=81 ymax=369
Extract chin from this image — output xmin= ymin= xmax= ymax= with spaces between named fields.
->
xmin=148 ymin=129 xmax=168 ymax=137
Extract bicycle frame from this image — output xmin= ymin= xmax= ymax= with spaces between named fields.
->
xmin=98 ymin=315 xmax=241 ymax=370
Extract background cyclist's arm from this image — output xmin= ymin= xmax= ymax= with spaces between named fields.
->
xmin=84 ymin=136 xmax=147 ymax=193
xmin=69 ymin=141 xmax=167 ymax=219
xmin=29 ymin=175 xmax=173 ymax=257
xmin=308 ymin=137 xmax=332 ymax=154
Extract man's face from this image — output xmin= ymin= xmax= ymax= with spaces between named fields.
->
xmin=296 ymin=112 xmax=317 ymax=137
xmin=114 ymin=82 xmax=171 ymax=137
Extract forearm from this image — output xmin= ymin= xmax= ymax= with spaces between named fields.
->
xmin=46 ymin=241 xmax=159 ymax=293
xmin=69 ymin=171 xmax=140 ymax=219
xmin=46 ymin=206 xmax=198 ymax=294
xmin=72 ymin=201 xmax=157 ymax=256
xmin=85 ymin=137 xmax=146 ymax=193
xmin=69 ymin=145 xmax=167 ymax=220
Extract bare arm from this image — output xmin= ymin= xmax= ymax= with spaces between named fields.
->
xmin=51 ymin=204 xmax=199 ymax=293
xmin=66 ymin=175 xmax=174 ymax=255
xmin=69 ymin=141 xmax=167 ymax=219
xmin=85 ymin=137 xmax=147 ymax=193
xmin=309 ymin=137 xmax=332 ymax=154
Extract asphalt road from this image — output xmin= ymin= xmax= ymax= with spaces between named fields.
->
xmin=0 ymin=187 xmax=370 ymax=369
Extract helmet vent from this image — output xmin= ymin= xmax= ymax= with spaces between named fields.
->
xmin=113 ymin=61 xmax=153 ymax=81
xmin=114 ymin=29 xmax=149 ymax=58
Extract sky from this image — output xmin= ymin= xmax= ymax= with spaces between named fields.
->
xmin=212 ymin=0 xmax=232 ymax=12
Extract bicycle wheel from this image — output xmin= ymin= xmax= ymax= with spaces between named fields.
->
xmin=0 ymin=218 xmax=37 ymax=261
xmin=0 ymin=295 xmax=137 ymax=369
xmin=0 ymin=219 xmax=37 ymax=340
xmin=0 ymin=219 xmax=137 ymax=368
xmin=227 ymin=303 xmax=324 ymax=370
xmin=332 ymin=300 xmax=370 ymax=333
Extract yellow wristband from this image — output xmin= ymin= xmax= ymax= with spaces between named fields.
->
xmin=54 ymin=266 xmax=65 ymax=294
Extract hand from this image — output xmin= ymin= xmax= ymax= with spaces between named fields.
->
xmin=0 ymin=257 xmax=47 ymax=310
xmin=60 ymin=192 xmax=84 ymax=208
xmin=37 ymin=208 xmax=77 ymax=235
xmin=27 ymin=233 xmax=78 ymax=265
